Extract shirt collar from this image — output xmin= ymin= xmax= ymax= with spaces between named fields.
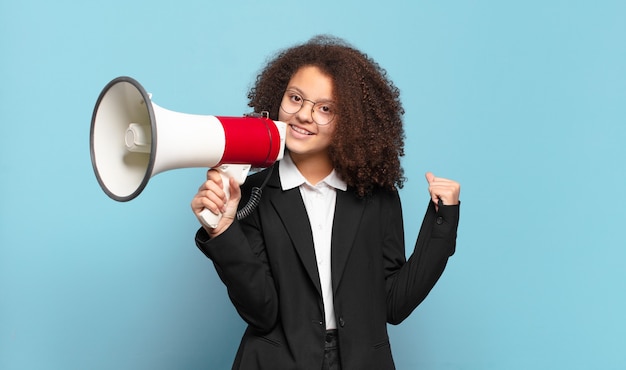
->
xmin=279 ymin=152 xmax=347 ymax=192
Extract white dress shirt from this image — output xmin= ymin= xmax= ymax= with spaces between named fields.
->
xmin=279 ymin=153 xmax=347 ymax=330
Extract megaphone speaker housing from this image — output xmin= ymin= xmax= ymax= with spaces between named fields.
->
xmin=90 ymin=76 xmax=285 ymax=203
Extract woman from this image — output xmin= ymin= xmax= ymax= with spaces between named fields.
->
xmin=191 ymin=35 xmax=460 ymax=370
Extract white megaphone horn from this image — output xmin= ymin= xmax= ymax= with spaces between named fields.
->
xmin=90 ymin=76 xmax=286 ymax=227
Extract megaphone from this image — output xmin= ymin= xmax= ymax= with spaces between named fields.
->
xmin=90 ymin=76 xmax=286 ymax=227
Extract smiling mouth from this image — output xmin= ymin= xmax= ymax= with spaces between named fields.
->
xmin=290 ymin=124 xmax=314 ymax=136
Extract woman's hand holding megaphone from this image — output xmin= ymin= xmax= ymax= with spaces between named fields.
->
xmin=192 ymin=168 xmax=242 ymax=237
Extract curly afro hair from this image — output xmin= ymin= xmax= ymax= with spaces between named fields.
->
xmin=248 ymin=35 xmax=406 ymax=197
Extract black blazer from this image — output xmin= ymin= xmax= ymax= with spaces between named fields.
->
xmin=196 ymin=166 xmax=460 ymax=370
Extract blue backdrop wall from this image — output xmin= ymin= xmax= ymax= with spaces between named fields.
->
xmin=1 ymin=1 xmax=625 ymax=369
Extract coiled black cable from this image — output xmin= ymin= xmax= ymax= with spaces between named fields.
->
xmin=235 ymin=164 xmax=275 ymax=221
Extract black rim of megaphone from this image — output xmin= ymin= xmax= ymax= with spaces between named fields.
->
xmin=90 ymin=76 xmax=157 ymax=202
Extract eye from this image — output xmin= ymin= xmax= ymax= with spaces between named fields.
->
xmin=316 ymin=103 xmax=335 ymax=115
xmin=289 ymin=93 xmax=303 ymax=104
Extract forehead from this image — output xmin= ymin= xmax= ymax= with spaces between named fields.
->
xmin=287 ymin=66 xmax=335 ymax=100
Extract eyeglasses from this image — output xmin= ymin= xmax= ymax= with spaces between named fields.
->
xmin=280 ymin=90 xmax=336 ymax=126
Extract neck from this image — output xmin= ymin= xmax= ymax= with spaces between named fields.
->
xmin=289 ymin=151 xmax=333 ymax=185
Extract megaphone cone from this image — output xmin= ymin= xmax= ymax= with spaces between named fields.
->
xmin=90 ymin=76 xmax=286 ymax=226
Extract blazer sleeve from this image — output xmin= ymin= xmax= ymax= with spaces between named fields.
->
xmin=195 ymin=220 xmax=279 ymax=333
xmin=384 ymin=195 xmax=460 ymax=325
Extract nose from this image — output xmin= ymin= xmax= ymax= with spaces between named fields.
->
xmin=295 ymin=99 xmax=315 ymax=123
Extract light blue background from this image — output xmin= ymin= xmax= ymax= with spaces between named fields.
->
xmin=1 ymin=1 xmax=625 ymax=369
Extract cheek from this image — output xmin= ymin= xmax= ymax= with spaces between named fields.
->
xmin=321 ymin=124 xmax=336 ymax=140
xmin=278 ymin=110 xmax=289 ymax=123
xmin=316 ymin=128 xmax=335 ymax=149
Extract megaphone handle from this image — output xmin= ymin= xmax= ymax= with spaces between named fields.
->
xmin=199 ymin=171 xmax=230 ymax=228
xmin=198 ymin=165 xmax=251 ymax=229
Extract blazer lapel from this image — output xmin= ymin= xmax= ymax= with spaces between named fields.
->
xmin=266 ymin=170 xmax=322 ymax=296
xmin=331 ymin=189 xmax=366 ymax=292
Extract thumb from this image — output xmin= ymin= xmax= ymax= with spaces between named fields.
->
xmin=228 ymin=176 xmax=242 ymax=203
xmin=219 ymin=177 xmax=241 ymax=221
xmin=425 ymin=172 xmax=435 ymax=184
xmin=425 ymin=171 xmax=441 ymax=210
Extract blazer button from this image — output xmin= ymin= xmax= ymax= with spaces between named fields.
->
xmin=339 ymin=317 xmax=345 ymax=327
xmin=436 ymin=216 xmax=443 ymax=225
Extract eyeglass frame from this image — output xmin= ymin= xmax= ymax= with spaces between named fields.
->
xmin=279 ymin=89 xmax=337 ymax=126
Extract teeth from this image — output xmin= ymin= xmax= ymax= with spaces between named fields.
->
xmin=291 ymin=125 xmax=313 ymax=135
